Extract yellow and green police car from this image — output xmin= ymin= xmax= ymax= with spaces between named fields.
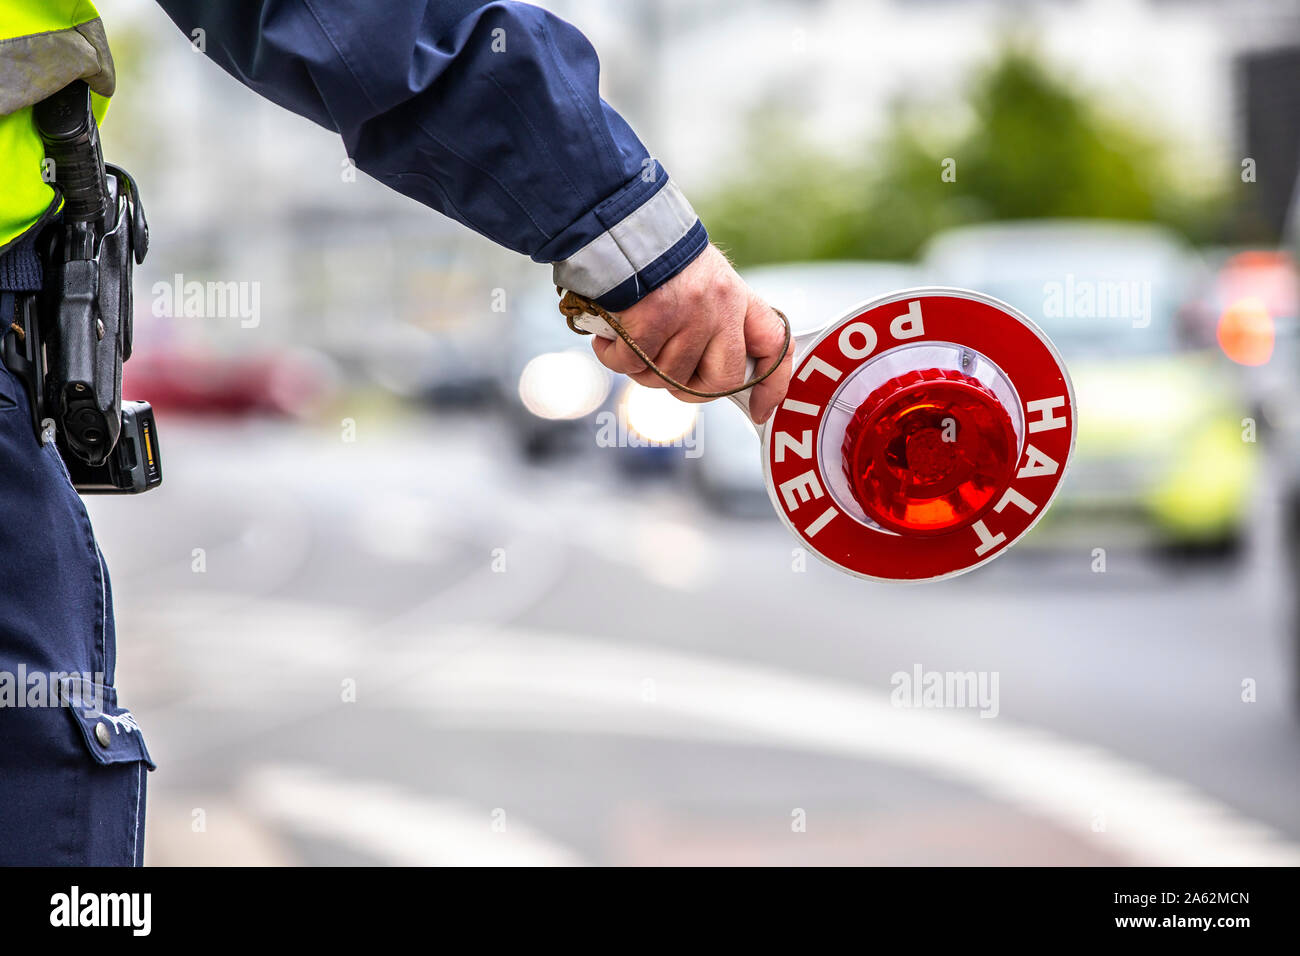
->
xmin=924 ymin=220 xmax=1257 ymax=555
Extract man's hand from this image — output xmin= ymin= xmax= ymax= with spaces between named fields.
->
xmin=589 ymin=245 xmax=792 ymax=424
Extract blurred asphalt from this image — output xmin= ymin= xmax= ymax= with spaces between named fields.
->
xmin=88 ymin=411 xmax=1300 ymax=866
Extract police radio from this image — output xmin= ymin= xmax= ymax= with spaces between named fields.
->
xmin=575 ymin=289 xmax=1076 ymax=582
xmin=2 ymin=80 xmax=161 ymax=494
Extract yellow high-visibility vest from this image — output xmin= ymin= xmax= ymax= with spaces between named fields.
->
xmin=0 ymin=0 xmax=114 ymax=253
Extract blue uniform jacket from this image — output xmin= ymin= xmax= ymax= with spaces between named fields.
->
xmin=153 ymin=0 xmax=708 ymax=311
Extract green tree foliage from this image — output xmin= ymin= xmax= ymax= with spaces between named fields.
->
xmin=700 ymin=46 xmax=1224 ymax=267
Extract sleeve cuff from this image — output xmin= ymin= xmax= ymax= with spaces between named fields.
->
xmin=547 ymin=176 xmax=709 ymax=312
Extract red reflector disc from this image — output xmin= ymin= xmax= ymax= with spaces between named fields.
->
xmin=840 ymin=368 xmax=1016 ymax=535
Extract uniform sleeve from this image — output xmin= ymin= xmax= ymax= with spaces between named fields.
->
xmin=151 ymin=0 xmax=707 ymax=310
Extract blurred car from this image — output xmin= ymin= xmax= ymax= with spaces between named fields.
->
xmin=1221 ymin=253 xmax=1300 ymax=711
xmin=498 ymin=287 xmax=698 ymax=472
xmin=361 ymin=319 xmax=503 ymax=407
xmin=497 ymin=287 xmax=611 ymax=459
xmin=1194 ymin=248 xmax=1298 ymax=433
xmin=924 ymin=220 xmax=1257 ymax=554
xmin=123 ymin=345 xmax=338 ymax=419
xmin=689 ymin=261 xmax=921 ymax=514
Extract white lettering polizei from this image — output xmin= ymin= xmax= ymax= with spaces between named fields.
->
xmin=837 ymin=322 xmax=878 ymax=360
xmin=779 ymin=470 xmax=825 ymax=511
xmin=774 ymin=430 xmax=813 ymax=463
xmin=804 ymin=506 xmax=838 ymax=537
xmin=796 ymin=355 xmax=842 ymax=383
xmin=781 ymin=399 xmax=821 ymax=417
xmin=889 ymin=300 xmax=925 ymax=340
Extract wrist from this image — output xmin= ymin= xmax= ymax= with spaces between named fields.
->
xmin=543 ymin=172 xmax=709 ymax=312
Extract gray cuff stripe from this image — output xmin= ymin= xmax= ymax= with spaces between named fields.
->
xmin=0 ymin=18 xmax=116 ymax=117
xmin=552 ymin=181 xmax=699 ymax=299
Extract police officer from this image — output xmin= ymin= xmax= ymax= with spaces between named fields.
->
xmin=0 ymin=0 xmax=792 ymax=865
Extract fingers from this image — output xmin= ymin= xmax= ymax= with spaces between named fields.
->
xmin=744 ymin=294 xmax=794 ymax=424
xmin=585 ymin=245 xmax=792 ymax=423
xmin=627 ymin=324 xmax=713 ymax=394
xmin=591 ymin=334 xmax=645 ymax=375
xmin=662 ymin=318 xmax=747 ymax=403
xmin=590 ymin=302 xmax=674 ymax=376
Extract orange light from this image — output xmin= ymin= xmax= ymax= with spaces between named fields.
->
xmin=1216 ymin=297 xmax=1274 ymax=366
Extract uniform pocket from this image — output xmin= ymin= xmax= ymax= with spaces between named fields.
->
xmin=50 ymin=675 xmax=155 ymax=866
xmin=60 ymin=674 xmax=156 ymax=769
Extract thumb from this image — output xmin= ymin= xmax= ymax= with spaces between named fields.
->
xmin=745 ymin=295 xmax=793 ymax=424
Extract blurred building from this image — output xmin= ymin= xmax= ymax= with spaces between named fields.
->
xmin=546 ymin=0 xmax=1300 ymax=193
xmin=103 ymin=0 xmax=521 ymax=369
xmin=99 ymin=0 xmax=1300 ymax=358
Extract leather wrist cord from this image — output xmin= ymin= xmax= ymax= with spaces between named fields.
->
xmin=557 ymin=287 xmax=791 ymax=399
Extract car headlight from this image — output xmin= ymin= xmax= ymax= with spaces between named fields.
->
xmin=518 ymin=351 xmax=611 ymax=420
xmin=624 ymin=382 xmax=699 ymax=443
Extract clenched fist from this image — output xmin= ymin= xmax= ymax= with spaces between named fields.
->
xmin=589 ymin=245 xmax=793 ymax=424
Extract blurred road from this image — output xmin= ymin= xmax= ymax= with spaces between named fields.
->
xmin=89 ymin=412 xmax=1300 ymax=866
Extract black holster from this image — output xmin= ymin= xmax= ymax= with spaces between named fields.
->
xmin=1 ymin=80 xmax=158 ymax=494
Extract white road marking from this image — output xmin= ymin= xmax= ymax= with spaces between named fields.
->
xmin=129 ymin=582 xmax=1300 ymax=867
xmin=239 ymin=764 xmax=584 ymax=867
xmin=378 ymin=628 xmax=1300 ymax=867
